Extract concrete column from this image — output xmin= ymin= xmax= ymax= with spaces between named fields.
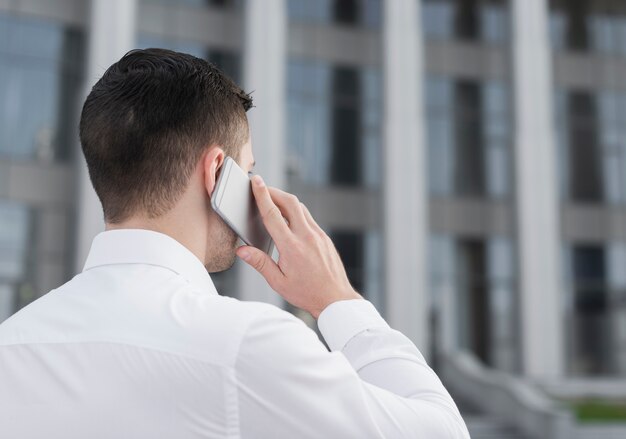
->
xmin=75 ymin=0 xmax=137 ymax=272
xmin=512 ymin=0 xmax=564 ymax=377
xmin=239 ymin=0 xmax=286 ymax=306
xmin=383 ymin=0 xmax=429 ymax=354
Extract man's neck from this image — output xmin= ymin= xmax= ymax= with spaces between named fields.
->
xmin=105 ymin=217 xmax=206 ymax=265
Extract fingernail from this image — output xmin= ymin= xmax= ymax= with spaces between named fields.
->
xmin=253 ymin=175 xmax=265 ymax=187
xmin=238 ymin=249 xmax=251 ymax=261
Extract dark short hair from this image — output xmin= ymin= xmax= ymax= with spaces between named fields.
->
xmin=79 ymin=48 xmax=253 ymax=223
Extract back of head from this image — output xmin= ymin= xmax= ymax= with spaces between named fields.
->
xmin=79 ymin=48 xmax=253 ymax=223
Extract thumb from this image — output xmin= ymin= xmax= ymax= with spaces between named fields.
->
xmin=236 ymin=245 xmax=283 ymax=286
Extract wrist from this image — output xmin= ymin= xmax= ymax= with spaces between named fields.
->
xmin=311 ymin=290 xmax=364 ymax=320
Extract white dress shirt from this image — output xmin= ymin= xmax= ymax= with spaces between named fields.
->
xmin=0 ymin=229 xmax=469 ymax=438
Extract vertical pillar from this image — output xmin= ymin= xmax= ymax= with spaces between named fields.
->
xmin=512 ymin=0 xmax=564 ymax=377
xmin=75 ymin=0 xmax=137 ymax=272
xmin=240 ymin=0 xmax=286 ymax=306
xmin=383 ymin=0 xmax=429 ymax=354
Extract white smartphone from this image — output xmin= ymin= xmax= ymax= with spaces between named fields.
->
xmin=210 ymin=157 xmax=274 ymax=255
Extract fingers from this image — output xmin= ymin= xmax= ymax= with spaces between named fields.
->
xmin=237 ymin=245 xmax=283 ymax=287
xmin=300 ymin=202 xmax=325 ymax=236
xmin=267 ymin=187 xmax=309 ymax=233
xmin=250 ymin=176 xmax=291 ymax=242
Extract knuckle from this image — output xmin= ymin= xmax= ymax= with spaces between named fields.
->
xmin=303 ymin=230 xmax=318 ymax=243
xmin=263 ymin=205 xmax=282 ymax=221
xmin=287 ymin=194 xmax=299 ymax=205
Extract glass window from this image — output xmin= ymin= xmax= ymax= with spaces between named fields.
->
xmin=454 ymin=236 xmax=517 ymax=369
xmin=608 ymin=243 xmax=626 ymax=296
xmin=362 ymin=0 xmax=382 ymax=28
xmin=330 ymin=229 xmax=383 ymax=314
xmin=288 ymin=0 xmax=332 ymax=23
xmin=570 ymin=92 xmax=603 ymax=202
xmin=0 ymin=14 xmax=85 ymax=162
xmin=287 ymin=60 xmax=332 ymax=185
xmin=331 ymin=66 xmax=361 ymax=186
xmin=141 ymin=0 xmax=242 ymax=9
xmin=483 ymin=82 xmax=511 ymax=197
xmin=422 ymin=0 xmax=509 ymax=44
xmin=456 ymin=239 xmax=490 ymax=363
xmin=479 ymin=1 xmax=507 ymax=43
xmin=287 ymin=60 xmax=381 ymax=188
xmin=364 ymin=230 xmax=384 ymax=315
xmin=549 ymin=9 xmax=567 ymax=50
xmin=565 ymin=242 xmax=626 ymax=375
xmin=333 ymin=0 xmax=360 ymax=25
xmin=362 ymin=69 xmax=382 ymax=188
xmin=206 ymin=0 xmax=241 ymax=8
xmin=597 ymin=91 xmax=626 ymax=204
xmin=589 ymin=13 xmax=616 ymax=54
xmin=430 ymin=234 xmax=517 ymax=371
xmin=486 ymin=236 xmax=517 ymax=371
xmin=425 ymin=76 xmax=511 ymax=198
xmin=555 ymin=89 xmax=626 ymax=204
xmin=429 ymin=234 xmax=456 ymax=352
xmin=426 ymin=78 xmax=454 ymax=195
xmin=608 ymin=243 xmax=626 ymax=374
xmin=554 ymin=88 xmax=570 ymax=200
xmin=549 ymin=0 xmax=626 ymax=55
xmin=422 ymin=0 xmax=455 ymax=39
xmin=568 ymin=245 xmax=613 ymax=375
xmin=330 ymin=231 xmax=364 ymax=290
xmin=288 ymin=0 xmax=381 ymax=28
xmin=454 ymin=81 xmax=486 ymax=196
xmin=0 ymin=202 xmax=31 ymax=322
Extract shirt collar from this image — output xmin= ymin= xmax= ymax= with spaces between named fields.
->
xmin=82 ymin=229 xmax=218 ymax=296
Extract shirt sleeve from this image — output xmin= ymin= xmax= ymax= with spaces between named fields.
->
xmin=235 ymin=299 xmax=470 ymax=439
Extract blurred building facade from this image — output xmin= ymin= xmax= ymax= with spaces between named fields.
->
xmin=0 ymin=0 xmax=625 ymax=380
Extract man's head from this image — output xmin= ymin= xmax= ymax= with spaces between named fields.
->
xmin=79 ymin=48 xmax=254 ymax=272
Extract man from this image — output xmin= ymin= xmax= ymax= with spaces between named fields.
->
xmin=0 ymin=49 xmax=469 ymax=438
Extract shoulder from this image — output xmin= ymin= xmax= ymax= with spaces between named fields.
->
xmin=234 ymin=300 xmax=330 ymax=368
xmin=161 ymin=292 xmax=313 ymax=363
xmin=212 ymin=297 xmax=313 ymax=346
xmin=234 ymin=299 xmax=314 ymax=340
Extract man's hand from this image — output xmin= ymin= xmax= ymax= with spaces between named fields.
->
xmin=236 ymin=175 xmax=363 ymax=319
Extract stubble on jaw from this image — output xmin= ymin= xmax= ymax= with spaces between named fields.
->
xmin=205 ymin=218 xmax=239 ymax=273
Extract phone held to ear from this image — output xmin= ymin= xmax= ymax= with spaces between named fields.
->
xmin=210 ymin=157 xmax=275 ymax=256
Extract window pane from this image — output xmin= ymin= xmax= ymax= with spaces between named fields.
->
xmin=0 ymin=202 xmax=30 ymax=322
xmin=288 ymin=0 xmax=379 ymax=27
xmin=287 ymin=60 xmax=381 ymax=188
xmin=423 ymin=0 xmax=508 ymax=44
xmin=330 ymin=230 xmax=364 ymax=295
xmin=0 ymin=14 xmax=84 ymax=162
xmin=456 ymin=239 xmax=490 ymax=364
xmin=569 ymin=245 xmax=612 ymax=375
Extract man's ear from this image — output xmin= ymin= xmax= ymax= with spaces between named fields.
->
xmin=204 ymin=146 xmax=225 ymax=197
